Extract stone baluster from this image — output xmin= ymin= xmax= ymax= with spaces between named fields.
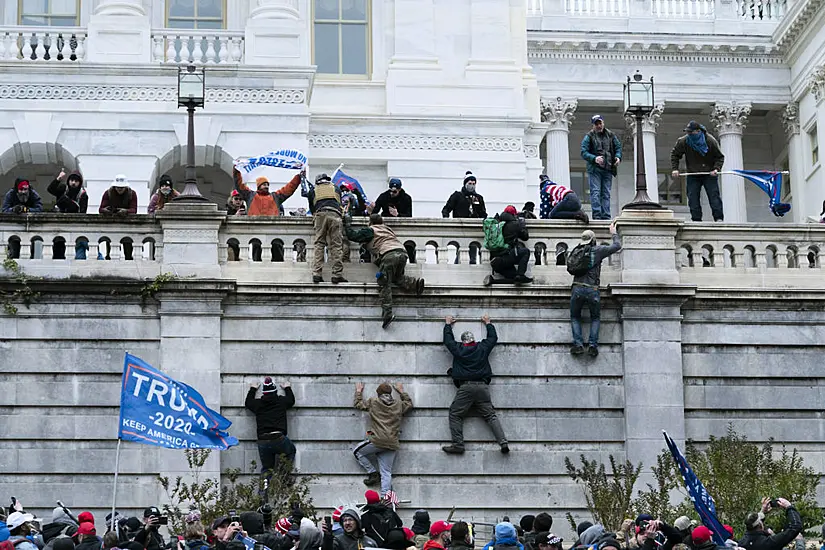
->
xmin=75 ymin=35 xmax=85 ymax=60
xmin=152 ymin=36 xmax=164 ymax=63
xmin=690 ymin=249 xmax=703 ymax=268
xmin=87 ymin=242 xmax=98 ymax=261
xmin=733 ymin=249 xmax=745 ymax=268
xmin=218 ymin=37 xmax=229 ymax=64
xmin=540 ymin=97 xmax=578 ymax=187
xmin=231 ymin=38 xmax=243 ymax=62
xmin=712 ymin=249 xmax=724 ymax=268
xmin=625 ymin=103 xmax=665 ymax=204
xmin=42 ymin=242 xmax=53 ymax=260
xmin=165 ymin=36 xmax=177 ymax=63
xmin=22 ymin=35 xmax=33 ymax=61
xmin=19 ymin=241 xmax=31 ymax=260
xmin=0 ymin=34 xmax=7 ymax=61
xmin=192 ymin=37 xmax=204 ymax=64
xmin=711 ymin=100 xmax=751 ymax=223
xmin=34 ymin=34 xmax=47 ymax=61
xmin=458 ymin=246 xmax=470 ymax=265
xmin=204 ymin=38 xmax=217 ymax=64
xmin=262 ymin=243 xmax=272 ymax=263
xmin=437 ymin=246 xmax=451 ymax=264
xmin=238 ymin=242 xmax=249 ymax=262
xmin=56 ymin=34 xmax=67 ymax=60
xmin=180 ymin=38 xmax=192 ymax=64
xmin=110 ymin=242 xmax=122 ymax=261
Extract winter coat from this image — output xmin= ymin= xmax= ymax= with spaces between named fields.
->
xmin=413 ymin=535 xmax=429 ymax=550
xmin=670 ymin=133 xmax=725 ymax=174
xmin=233 ymin=169 xmax=301 ymax=216
xmin=41 ymin=522 xmax=77 ymax=545
xmin=442 ymin=190 xmax=487 ymax=219
xmin=360 ymin=505 xmax=403 ymax=546
xmin=245 ymin=387 xmax=295 ymax=438
xmin=422 ymin=541 xmax=446 ymax=550
xmin=738 ymin=507 xmax=802 ymax=550
xmin=443 ymin=323 xmax=497 ymax=384
xmin=493 ymin=212 xmax=528 ymax=258
xmin=2 ymin=188 xmax=44 ymax=213
xmin=322 ymin=512 xmax=377 ymax=550
xmin=47 ymin=173 xmax=88 ymax=213
xmin=581 ymin=129 xmax=622 ymax=175
xmin=451 ymin=541 xmax=474 ymax=550
xmin=354 ymin=389 xmax=413 ymax=450
xmin=132 ymin=527 xmax=164 ymax=550
xmin=298 ymin=522 xmax=323 ymax=550
xmin=572 ymin=234 xmax=622 ymax=288
xmin=9 ymin=538 xmax=39 ymax=550
xmin=99 ymin=187 xmax=137 ymax=214
xmin=75 ymin=537 xmax=102 ymax=550
xmin=372 ymin=189 xmax=413 ymax=217
xmin=147 ymin=190 xmax=180 ymax=213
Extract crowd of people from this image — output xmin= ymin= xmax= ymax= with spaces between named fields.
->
xmin=0 ymin=494 xmax=808 ymax=550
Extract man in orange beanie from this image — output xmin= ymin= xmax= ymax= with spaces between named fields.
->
xmin=232 ymin=166 xmax=303 ymax=216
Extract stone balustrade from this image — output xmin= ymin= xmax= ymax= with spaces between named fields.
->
xmin=736 ymin=0 xmax=786 ymax=19
xmin=0 ymin=27 xmax=87 ymax=62
xmin=652 ymin=0 xmax=715 ymax=18
xmin=565 ymin=0 xmax=631 ymax=16
xmin=150 ymin=29 xmax=244 ymax=64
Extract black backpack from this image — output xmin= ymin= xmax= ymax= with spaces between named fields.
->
xmin=567 ymin=243 xmax=595 ymax=276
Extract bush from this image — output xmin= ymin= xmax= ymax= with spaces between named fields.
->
xmin=565 ymin=454 xmax=642 ymax=531
xmin=157 ymin=449 xmax=317 ymax=535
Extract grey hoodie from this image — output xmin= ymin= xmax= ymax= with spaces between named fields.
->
xmin=579 ymin=525 xmax=606 ymax=547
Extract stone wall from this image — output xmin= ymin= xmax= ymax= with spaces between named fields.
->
xmin=3 ymin=209 xmax=825 ymax=539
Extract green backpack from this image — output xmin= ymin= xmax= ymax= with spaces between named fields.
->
xmin=483 ymin=217 xmax=509 ymax=254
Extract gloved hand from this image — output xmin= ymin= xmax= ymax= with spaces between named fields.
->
xmin=12 ymin=205 xmax=24 ymax=214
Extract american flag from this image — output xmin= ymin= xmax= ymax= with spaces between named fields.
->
xmin=382 ymin=490 xmax=400 ymax=508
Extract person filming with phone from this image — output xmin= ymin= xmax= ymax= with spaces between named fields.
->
xmin=739 ymin=498 xmax=802 ymax=550
xmin=134 ymin=507 xmax=166 ymax=550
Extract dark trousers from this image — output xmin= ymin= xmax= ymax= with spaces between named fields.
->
xmin=378 ymin=249 xmax=419 ymax=317
xmin=448 ymin=382 xmax=507 ymax=447
xmin=686 ymin=175 xmax=724 ymax=221
xmin=570 ymin=285 xmax=601 ymax=347
xmin=258 ymin=436 xmax=296 ymax=474
xmin=549 ymin=193 xmax=582 ymax=219
xmin=490 ymin=246 xmax=529 ymax=279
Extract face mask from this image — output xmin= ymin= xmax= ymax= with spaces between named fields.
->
xmin=464 ymin=183 xmax=476 ymax=193
xmin=161 ymin=187 xmax=172 ymax=196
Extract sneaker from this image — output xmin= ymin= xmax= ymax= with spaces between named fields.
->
xmin=514 ymin=275 xmax=533 ymax=284
xmin=416 ymin=278 xmax=425 ymax=296
xmin=442 ymin=444 xmax=465 ymax=454
xmin=382 ymin=314 xmax=395 ymax=329
xmin=312 ymin=275 xmax=323 ymax=284
xmin=483 ymin=275 xmax=493 ymax=287
xmin=363 ymin=472 xmax=381 ymax=487
xmin=331 ymin=276 xmax=348 ymax=284
xmin=570 ymin=345 xmax=585 ymax=355
xmin=588 ymin=345 xmax=599 ymax=357
xmin=500 ymin=443 xmax=510 ymax=454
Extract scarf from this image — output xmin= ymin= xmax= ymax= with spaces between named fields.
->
xmin=378 ymin=394 xmax=395 ymax=406
xmin=686 ymin=130 xmax=709 ymax=155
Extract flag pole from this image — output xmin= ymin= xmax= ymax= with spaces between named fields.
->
xmin=331 ymin=163 xmax=344 ymax=180
xmin=111 ymin=438 xmax=122 ymax=538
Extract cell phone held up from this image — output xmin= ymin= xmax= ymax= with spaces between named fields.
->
xmin=157 ymin=516 xmax=169 ymax=526
xmin=324 ymin=516 xmax=332 ymax=530
xmin=230 ymin=510 xmax=241 ymax=524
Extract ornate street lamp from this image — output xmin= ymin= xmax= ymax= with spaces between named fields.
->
xmin=622 ymin=71 xmax=664 ymax=210
xmin=174 ymin=64 xmax=209 ymax=202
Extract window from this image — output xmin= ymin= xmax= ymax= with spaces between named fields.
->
xmin=19 ymin=0 xmax=79 ymax=26
xmin=167 ymin=0 xmax=225 ymax=29
xmin=810 ymin=125 xmax=819 ymax=166
xmin=658 ymin=171 xmax=685 ymax=205
xmin=313 ymin=0 xmax=369 ymax=76
xmin=569 ymin=169 xmax=590 ymax=203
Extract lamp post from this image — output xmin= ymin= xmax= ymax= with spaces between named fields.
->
xmin=622 ymin=71 xmax=664 ymax=210
xmin=174 ymin=64 xmax=209 ymax=202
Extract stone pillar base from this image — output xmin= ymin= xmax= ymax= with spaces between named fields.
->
xmin=86 ymin=15 xmax=151 ymax=64
xmin=156 ymin=202 xmax=225 ymax=278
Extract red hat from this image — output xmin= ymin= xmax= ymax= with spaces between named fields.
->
xmin=16 ymin=180 xmax=30 ymax=191
xmin=365 ymin=490 xmax=380 ymax=504
xmin=78 ymin=512 xmax=94 ymax=524
xmin=403 ymin=528 xmax=415 ymax=541
xmin=429 ymin=521 xmax=453 ymax=537
xmin=230 ymin=190 xmax=240 ymax=197
xmin=723 ymin=525 xmax=734 ymax=539
xmin=77 ymin=523 xmax=96 ymax=536
xmin=275 ymin=517 xmax=292 ymax=535
xmin=504 ymin=205 xmax=518 ymax=215
xmin=692 ymin=526 xmax=712 ymax=544
xmin=332 ymin=506 xmax=344 ymax=523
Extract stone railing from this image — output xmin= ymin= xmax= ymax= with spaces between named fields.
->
xmin=565 ymin=0 xmax=631 ymax=16
xmin=652 ymin=0 xmax=715 ymax=18
xmin=735 ymin=0 xmax=786 ymax=19
xmin=0 ymin=27 xmax=87 ymax=62
xmin=151 ymin=29 xmax=244 ymax=64
xmin=528 ymin=0 xmax=545 ymax=14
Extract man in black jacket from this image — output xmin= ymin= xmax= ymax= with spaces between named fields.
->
xmin=442 ymin=172 xmax=487 ymax=219
xmin=372 ymin=178 xmax=412 ymax=218
xmin=361 ymin=490 xmax=403 ymax=546
xmin=245 ymin=377 xmax=297 ymax=482
xmin=485 ymin=206 xmax=532 ymax=286
xmin=322 ymin=508 xmax=378 ymax=550
xmin=133 ymin=508 xmax=165 ymax=550
xmin=442 ymin=314 xmax=508 ymax=454
xmin=739 ymin=498 xmax=802 ymax=550
xmin=48 ymin=170 xmax=88 ymax=213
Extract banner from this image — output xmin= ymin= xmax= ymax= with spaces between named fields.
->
xmin=332 ymin=168 xmax=371 ymax=206
xmin=118 ymin=353 xmax=238 ymax=450
xmin=234 ymin=149 xmax=307 ymax=173
xmin=663 ymin=431 xmax=727 ymax=546
xmin=732 ymin=170 xmax=791 ymax=217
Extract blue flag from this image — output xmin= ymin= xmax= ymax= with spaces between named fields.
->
xmin=663 ymin=431 xmax=727 ymax=546
xmin=118 ymin=353 xmax=238 ymax=450
xmin=732 ymin=170 xmax=791 ymax=217
xmin=332 ymin=169 xmax=370 ymax=204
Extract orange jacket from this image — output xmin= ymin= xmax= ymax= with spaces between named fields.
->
xmin=232 ymin=168 xmax=301 ymax=216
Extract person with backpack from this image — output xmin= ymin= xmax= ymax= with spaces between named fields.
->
xmin=483 ymin=206 xmax=532 ymax=285
xmin=567 ymin=222 xmax=621 ymax=357
xmin=538 ymin=176 xmax=589 ymax=223
xmin=360 ymin=491 xmax=403 ymax=546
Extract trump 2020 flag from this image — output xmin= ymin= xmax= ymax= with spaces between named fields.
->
xmin=663 ymin=431 xmax=727 ymax=546
xmin=332 ymin=168 xmax=370 ymax=203
xmin=118 ymin=353 xmax=238 ymax=450
xmin=732 ymin=170 xmax=791 ymax=217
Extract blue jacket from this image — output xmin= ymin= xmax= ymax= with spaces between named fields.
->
xmin=2 ymin=188 xmax=43 ymax=213
xmin=580 ymin=130 xmax=622 ymax=175
xmin=443 ymin=323 xmax=497 ymax=383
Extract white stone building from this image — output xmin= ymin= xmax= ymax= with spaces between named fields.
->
xmin=0 ymin=0 xmax=823 ymax=221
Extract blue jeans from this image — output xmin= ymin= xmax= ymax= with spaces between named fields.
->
xmin=588 ymin=170 xmax=613 ymax=220
xmin=686 ymin=175 xmax=724 ymax=221
xmin=570 ymin=285 xmax=601 ymax=347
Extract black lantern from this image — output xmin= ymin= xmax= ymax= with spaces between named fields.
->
xmin=174 ymin=65 xmax=209 ymax=202
xmin=622 ymin=71 xmax=664 ymax=210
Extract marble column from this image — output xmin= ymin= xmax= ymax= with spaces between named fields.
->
xmin=712 ymin=101 xmax=752 ymax=223
xmin=540 ymin=97 xmax=577 ymax=187
xmin=781 ymin=103 xmax=808 ymax=223
xmin=811 ymin=68 xmax=825 ymax=219
xmin=625 ymin=103 xmax=665 ymax=204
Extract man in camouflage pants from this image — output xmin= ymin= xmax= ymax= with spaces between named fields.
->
xmin=345 ymin=214 xmax=425 ymax=328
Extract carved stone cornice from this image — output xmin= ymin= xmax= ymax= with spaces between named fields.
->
xmin=806 ymin=66 xmax=825 ymax=105
xmin=711 ymin=101 xmax=752 ymax=136
xmin=540 ymin=97 xmax=577 ymax=130
xmin=308 ymin=134 xmax=523 ymax=152
xmin=0 ymin=85 xmax=307 ymax=104
xmin=774 ymin=0 xmax=825 ymax=52
xmin=780 ymin=102 xmax=800 ymax=137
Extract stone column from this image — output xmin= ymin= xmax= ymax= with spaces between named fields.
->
xmin=782 ymin=103 xmax=808 ymax=223
xmin=244 ymin=0 xmax=308 ymax=66
xmin=712 ymin=101 xmax=752 ymax=223
xmin=540 ymin=97 xmax=577 ymax=187
xmin=810 ymin=68 xmax=825 ymax=219
xmin=525 ymin=122 xmax=550 ymax=199
xmin=156 ymin=202 xmax=226 ymax=279
xmin=86 ymin=0 xmax=151 ymax=63
xmin=625 ymin=103 xmax=665 ymax=204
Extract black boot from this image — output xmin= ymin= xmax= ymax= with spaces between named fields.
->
xmin=363 ymin=472 xmax=381 ymax=487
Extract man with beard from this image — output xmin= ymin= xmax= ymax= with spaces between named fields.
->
xmin=321 ymin=509 xmax=377 ymax=550
xmin=3 ymin=178 xmax=43 ymax=214
xmin=48 ymin=170 xmax=88 ymax=213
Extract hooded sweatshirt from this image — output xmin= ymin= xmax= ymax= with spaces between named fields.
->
xmin=41 ymin=509 xmax=78 ymax=544
xmin=578 ymin=525 xmax=606 ymax=547
xmin=354 ymin=388 xmax=413 ymax=450
xmin=299 ymin=519 xmax=323 ymax=550
xmin=483 ymin=523 xmax=524 ymax=550
xmin=322 ymin=509 xmax=377 ymax=550
xmin=47 ymin=172 xmax=88 ymax=213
